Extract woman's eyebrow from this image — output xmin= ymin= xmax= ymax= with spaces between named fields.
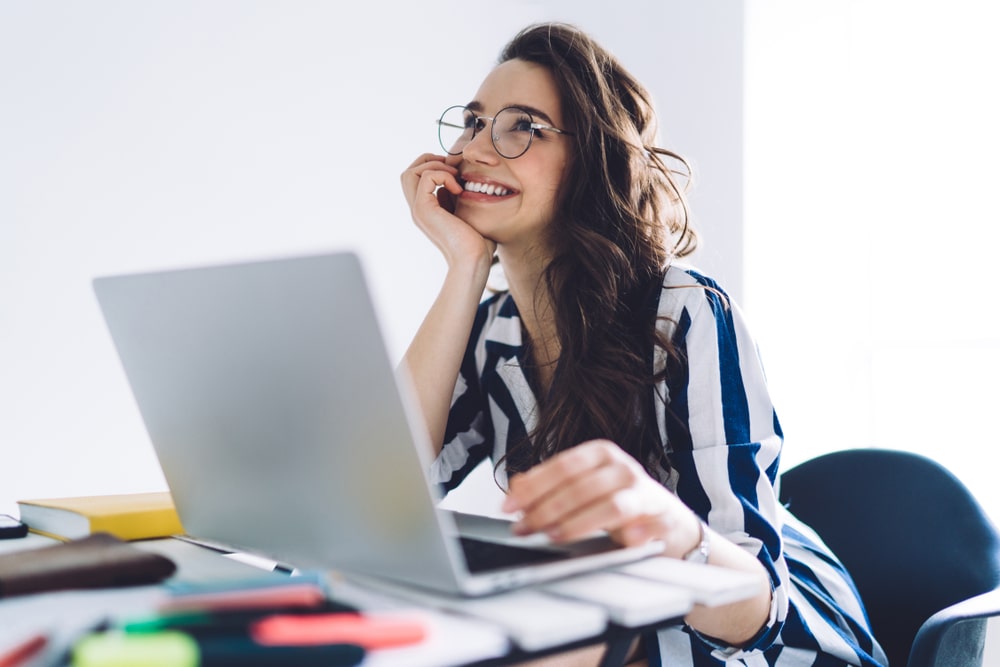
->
xmin=510 ymin=104 xmax=558 ymax=127
xmin=465 ymin=100 xmax=560 ymax=127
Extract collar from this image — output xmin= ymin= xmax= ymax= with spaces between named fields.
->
xmin=483 ymin=292 xmax=524 ymax=357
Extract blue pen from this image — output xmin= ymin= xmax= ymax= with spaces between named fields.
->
xmin=72 ymin=631 xmax=365 ymax=667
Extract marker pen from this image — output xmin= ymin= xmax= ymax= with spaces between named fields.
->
xmin=0 ymin=633 xmax=47 ymax=667
xmin=251 ymin=612 xmax=429 ymax=649
xmin=72 ymin=631 xmax=365 ymax=667
xmin=123 ymin=600 xmax=356 ymax=637
xmin=160 ymin=581 xmax=333 ymax=614
xmin=124 ymin=608 xmax=428 ymax=650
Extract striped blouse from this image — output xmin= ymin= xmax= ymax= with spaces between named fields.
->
xmin=429 ymin=265 xmax=888 ymax=666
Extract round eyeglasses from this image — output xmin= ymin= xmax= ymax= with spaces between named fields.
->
xmin=437 ymin=105 xmax=573 ymax=160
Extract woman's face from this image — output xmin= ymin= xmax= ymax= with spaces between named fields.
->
xmin=447 ymin=58 xmax=571 ymax=256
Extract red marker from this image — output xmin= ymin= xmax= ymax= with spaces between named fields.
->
xmin=160 ymin=581 xmax=328 ymax=613
xmin=251 ymin=612 xmax=429 ymax=649
xmin=0 ymin=634 xmax=47 ymax=667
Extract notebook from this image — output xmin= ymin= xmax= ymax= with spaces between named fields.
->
xmin=91 ymin=250 xmax=662 ymax=597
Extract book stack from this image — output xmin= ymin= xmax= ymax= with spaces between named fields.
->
xmin=16 ymin=492 xmax=183 ymax=542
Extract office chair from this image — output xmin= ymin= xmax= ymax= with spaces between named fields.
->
xmin=778 ymin=448 xmax=1000 ymax=667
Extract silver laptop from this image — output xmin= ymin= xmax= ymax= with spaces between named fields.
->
xmin=92 ymin=250 xmax=661 ymax=596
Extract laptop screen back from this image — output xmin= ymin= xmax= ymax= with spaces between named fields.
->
xmin=93 ymin=251 xmax=466 ymax=590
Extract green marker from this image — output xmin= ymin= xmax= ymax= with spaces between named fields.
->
xmin=73 ymin=632 xmax=198 ymax=667
xmin=72 ymin=631 xmax=365 ymax=667
xmin=122 ymin=611 xmax=213 ymax=634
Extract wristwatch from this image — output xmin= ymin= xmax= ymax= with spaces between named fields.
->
xmin=683 ymin=519 xmax=710 ymax=564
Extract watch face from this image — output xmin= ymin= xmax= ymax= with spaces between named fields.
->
xmin=682 ymin=521 xmax=710 ymax=564
xmin=684 ymin=543 xmax=710 ymax=564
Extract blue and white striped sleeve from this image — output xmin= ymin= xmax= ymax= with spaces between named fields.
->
xmin=657 ymin=270 xmax=788 ymax=657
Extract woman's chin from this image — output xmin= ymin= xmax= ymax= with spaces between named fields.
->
xmin=456 ymin=211 xmax=498 ymax=239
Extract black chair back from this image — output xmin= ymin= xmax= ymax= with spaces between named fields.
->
xmin=779 ymin=449 xmax=1000 ymax=667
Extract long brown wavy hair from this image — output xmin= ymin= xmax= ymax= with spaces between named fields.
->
xmin=495 ymin=22 xmax=698 ymax=480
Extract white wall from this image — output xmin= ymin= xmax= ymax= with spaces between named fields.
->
xmin=745 ymin=6 xmax=1000 ymax=656
xmin=0 ymin=1 xmax=744 ymax=516
xmin=745 ymin=0 xmax=1000 ymax=518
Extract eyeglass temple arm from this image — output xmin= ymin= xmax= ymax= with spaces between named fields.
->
xmin=531 ymin=122 xmax=572 ymax=136
xmin=437 ymin=118 xmax=572 ymax=136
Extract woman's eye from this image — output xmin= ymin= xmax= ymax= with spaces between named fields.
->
xmin=501 ymin=115 xmax=534 ymax=134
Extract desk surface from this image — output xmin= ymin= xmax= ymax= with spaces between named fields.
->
xmin=0 ymin=533 xmax=760 ymax=667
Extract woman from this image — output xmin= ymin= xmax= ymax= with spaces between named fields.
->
xmin=400 ymin=21 xmax=886 ymax=667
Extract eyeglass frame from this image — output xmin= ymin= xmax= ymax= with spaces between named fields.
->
xmin=436 ymin=104 xmax=574 ymax=160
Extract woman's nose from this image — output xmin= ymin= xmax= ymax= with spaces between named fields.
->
xmin=462 ymin=124 xmax=499 ymax=163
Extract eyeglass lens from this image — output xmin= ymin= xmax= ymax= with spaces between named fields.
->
xmin=438 ymin=106 xmax=536 ymax=159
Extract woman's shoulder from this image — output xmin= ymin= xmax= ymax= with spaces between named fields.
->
xmin=658 ymin=263 xmax=733 ymax=315
xmin=662 ymin=262 xmax=727 ymax=290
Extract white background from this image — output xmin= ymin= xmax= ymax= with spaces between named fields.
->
xmin=744 ymin=0 xmax=1000 ymax=514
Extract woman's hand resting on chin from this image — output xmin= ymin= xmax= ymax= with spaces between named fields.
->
xmin=400 ymin=153 xmax=496 ymax=271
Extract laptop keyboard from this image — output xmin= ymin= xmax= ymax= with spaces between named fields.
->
xmin=459 ymin=536 xmax=567 ymax=574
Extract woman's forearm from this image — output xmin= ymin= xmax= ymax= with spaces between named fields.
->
xmin=682 ymin=526 xmax=773 ymax=646
xmin=401 ymin=263 xmax=491 ymax=455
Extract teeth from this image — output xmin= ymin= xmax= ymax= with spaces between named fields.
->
xmin=464 ymin=180 xmax=510 ymax=196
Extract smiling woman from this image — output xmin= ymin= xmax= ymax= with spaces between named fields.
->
xmin=415 ymin=58 xmax=574 ymax=257
xmin=398 ymin=21 xmax=887 ymax=667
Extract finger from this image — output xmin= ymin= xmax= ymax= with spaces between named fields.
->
xmin=401 ymin=157 xmax=458 ymax=197
xmin=400 ymin=160 xmax=458 ymax=190
xmin=546 ymin=487 xmax=647 ymax=543
xmin=416 ymin=171 xmax=462 ymax=205
xmin=503 ymin=441 xmax=618 ymax=514
xmin=512 ymin=460 xmax=637 ymax=537
xmin=405 ymin=172 xmax=461 ymax=217
xmin=521 ymin=462 xmax=634 ymax=531
xmin=402 ymin=157 xmax=458 ymax=184
xmin=406 ymin=153 xmax=450 ymax=170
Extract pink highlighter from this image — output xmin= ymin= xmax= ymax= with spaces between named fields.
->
xmin=251 ymin=612 xmax=429 ymax=649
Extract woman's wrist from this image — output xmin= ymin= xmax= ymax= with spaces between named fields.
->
xmin=682 ymin=518 xmax=711 ymax=564
xmin=444 ymin=251 xmax=493 ymax=290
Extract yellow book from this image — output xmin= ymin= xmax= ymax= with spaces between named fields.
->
xmin=15 ymin=492 xmax=183 ymax=542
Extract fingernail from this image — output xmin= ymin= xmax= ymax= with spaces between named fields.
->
xmin=511 ymin=521 xmax=530 ymax=536
xmin=501 ymin=496 xmax=518 ymax=513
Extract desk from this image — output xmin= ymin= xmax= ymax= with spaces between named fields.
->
xmin=0 ymin=534 xmax=760 ymax=666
